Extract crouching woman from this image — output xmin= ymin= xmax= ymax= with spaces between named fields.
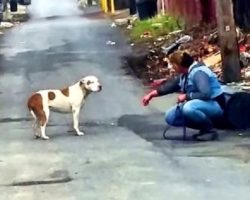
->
xmin=142 ymin=51 xmax=225 ymax=141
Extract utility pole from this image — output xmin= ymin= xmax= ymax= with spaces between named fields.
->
xmin=215 ymin=0 xmax=241 ymax=83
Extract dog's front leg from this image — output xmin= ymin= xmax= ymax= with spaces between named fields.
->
xmin=72 ymin=107 xmax=84 ymax=136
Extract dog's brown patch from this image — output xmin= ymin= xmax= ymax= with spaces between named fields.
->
xmin=27 ymin=93 xmax=47 ymax=126
xmin=48 ymin=91 xmax=56 ymax=100
xmin=60 ymin=87 xmax=69 ymax=97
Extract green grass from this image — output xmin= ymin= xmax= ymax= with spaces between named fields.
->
xmin=130 ymin=14 xmax=184 ymax=42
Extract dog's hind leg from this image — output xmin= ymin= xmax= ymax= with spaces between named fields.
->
xmin=28 ymin=93 xmax=50 ymax=140
xmin=40 ymin=107 xmax=50 ymax=140
xmin=30 ymin=110 xmax=40 ymax=138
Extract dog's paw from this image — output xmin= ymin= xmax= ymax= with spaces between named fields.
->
xmin=76 ymin=131 xmax=85 ymax=136
xmin=35 ymin=132 xmax=40 ymax=138
xmin=41 ymin=135 xmax=50 ymax=140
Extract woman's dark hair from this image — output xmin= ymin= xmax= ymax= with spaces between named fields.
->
xmin=169 ymin=51 xmax=194 ymax=68
xmin=180 ymin=52 xmax=194 ymax=68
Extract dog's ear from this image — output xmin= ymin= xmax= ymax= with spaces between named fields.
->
xmin=79 ymin=80 xmax=85 ymax=89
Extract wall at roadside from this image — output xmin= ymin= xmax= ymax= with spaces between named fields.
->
xmin=162 ymin=0 xmax=250 ymax=30
xmin=161 ymin=0 xmax=216 ymax=26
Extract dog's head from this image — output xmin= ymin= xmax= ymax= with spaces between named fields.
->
xmin=79 ymin=76 xmax=102 ymax=92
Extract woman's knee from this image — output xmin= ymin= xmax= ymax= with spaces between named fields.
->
xmin=165 ymin=112 xmax=175 ymax=125
xmin=165 ymin=105 xmax=183 ymax=126
xmin=182 ymin=101 xmax=195 ymax=117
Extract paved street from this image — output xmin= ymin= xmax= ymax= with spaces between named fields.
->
xmin=0 ymin=5 xmax=250 ymax=200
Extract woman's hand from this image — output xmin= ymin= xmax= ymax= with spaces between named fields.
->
xmin=177 ymin=93 xmax=187 ymax=103
xmin=142 ymin=90 xmax=159 ymax=106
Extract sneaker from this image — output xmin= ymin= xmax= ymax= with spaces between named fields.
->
xmin=192 ymin=129 xmax=219 ymax=141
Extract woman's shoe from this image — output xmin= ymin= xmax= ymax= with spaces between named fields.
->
xmin=192 ymin=129 xmax=219 ymax=141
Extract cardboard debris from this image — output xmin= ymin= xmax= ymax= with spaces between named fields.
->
xmin=140 ymin=31 xmax=152 ymax=38
xmin=203 ymin=53 xmax=221 ymax=67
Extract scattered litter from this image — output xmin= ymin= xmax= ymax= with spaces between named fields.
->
xmin=238 ymin=133 xmax=243 ymax=136
xmin=245 ymin=70 xmax=250 ymax=78
xmin=240 ymin=52 xmax=250 ymax=68
xmin=242 ymin=86 xmax=250 ymax=91
xmin=114 ymin=18 xmax=128 ymax=26
xmin=128 ymin=23 xmax=250 ymax=85
xmin=157 ymin=36 xmax=165 ymax=41
xmin=127 ymin=24 xmax=133 ymax=30
xmin=168 ymin=30 xmax=184 ymax=36
xmin=0 ymin=22 xmax=14 ymax=28
xmin=130 ymin=43 xmax=135 ymax=47
xmin=162 ymin=35 xmax=192 ymax=55
xmin=110 ymin=22 xmax=116 ymax=27
xmin=106 ymin=40 xmax=116 ymax=46
xmin=203 ymin=53 xmax=221 ymax=68
xmin=140 ymin=31 xmax=152 ymax=38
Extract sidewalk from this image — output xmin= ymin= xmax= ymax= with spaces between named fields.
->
xmin=0 ymin=5 xmax=29 ymax=33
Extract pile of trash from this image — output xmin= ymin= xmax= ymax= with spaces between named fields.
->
xmin=132 ymin=24 xmax=250 ymax=89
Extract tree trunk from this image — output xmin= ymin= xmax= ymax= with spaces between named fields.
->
xmin=215 ymin=0 xmax=241 ymax=83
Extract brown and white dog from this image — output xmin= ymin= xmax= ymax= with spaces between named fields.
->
xmin=27 ymin=76 xmax=102 ymax=140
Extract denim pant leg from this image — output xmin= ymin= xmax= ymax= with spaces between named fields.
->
xmin=165 ymin=105 xmax=184 ymax=127
xmin=136 ymin=3 xmax=148 ymax=20
xmin=147 ymin=1 xmax=157 ymax=18
xmin=182 ymin=99 xmax=223 ymax=130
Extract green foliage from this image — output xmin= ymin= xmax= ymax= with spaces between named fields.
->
xmin=130 ymin=14 xmax=184 ymax=42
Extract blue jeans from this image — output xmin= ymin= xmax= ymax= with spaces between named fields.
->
xmin=165 ymin=99 xmax=223 ymax=131
xmin=136 ymin=1 xmax=157 ymax=20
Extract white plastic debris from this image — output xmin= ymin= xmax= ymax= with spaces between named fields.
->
xmin=157 ymin=36 xmax=165 ymax=41
xmin=106 ymin=41 xmax=116 ymax=46
xmin=176 ymin=35 xmax=193 ymax=44
xmin=110 ymin=22 xmax=116 ymax=27
xmin=245 ymin=69 xmax=250 ymax=78
xmin=114 ymin=18 xmax=128 ymax=26
xmin=127 ymin=24 xmax=133 ymax=30
xmin=161 ymin=35 xmax=192 ymax=55
xmin=0 ymin=22 xmax=14 ymax=28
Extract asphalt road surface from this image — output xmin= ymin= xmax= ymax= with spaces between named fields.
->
xmin=0 ymin=7 xmax=250 ymax=200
